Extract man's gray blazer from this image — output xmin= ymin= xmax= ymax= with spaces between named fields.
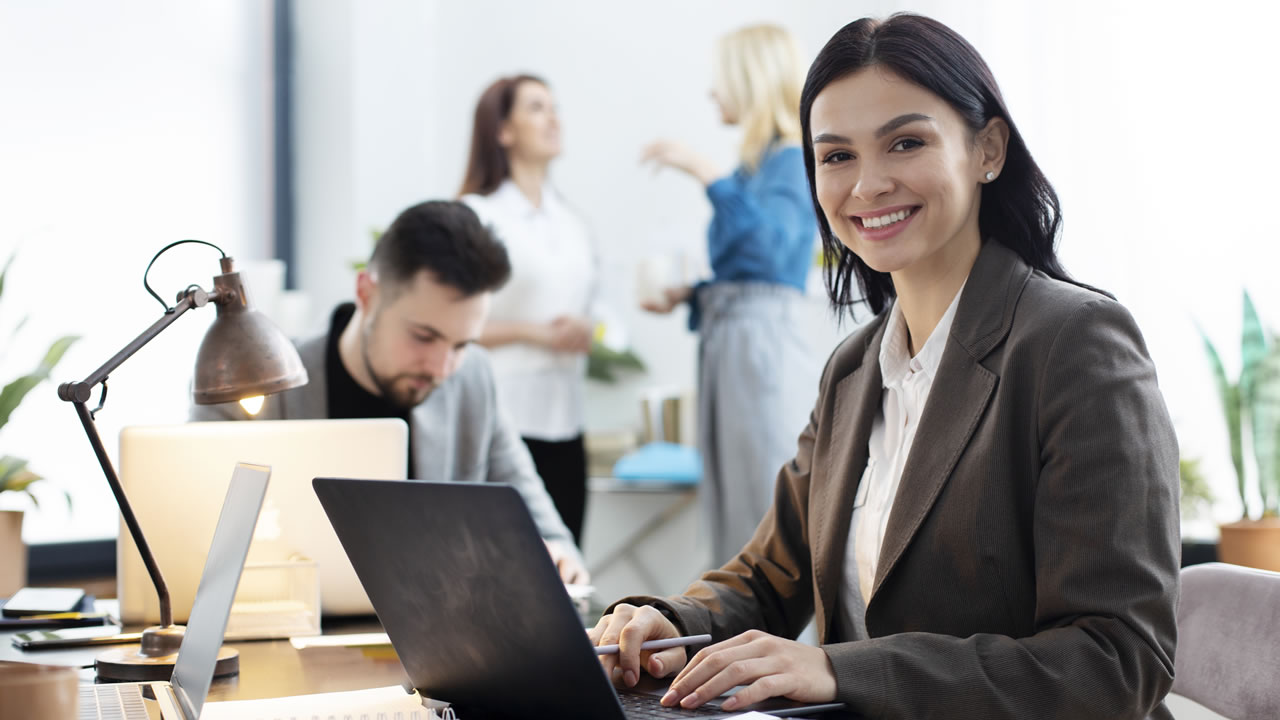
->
xmin=190 ymin=332 xmax=582 ymax=565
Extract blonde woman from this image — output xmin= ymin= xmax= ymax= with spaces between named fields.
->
xmin=642 ymin=25 xmax=818 ymax=567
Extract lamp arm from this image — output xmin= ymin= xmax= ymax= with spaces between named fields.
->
xmin=62 ymin=288 xmax=210 ymax=395
xmin=56 ymin=286 xmax=214 ymax=629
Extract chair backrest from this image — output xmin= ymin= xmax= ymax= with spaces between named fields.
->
xmin=1173 ymin=562 xmax=1280 ymax=719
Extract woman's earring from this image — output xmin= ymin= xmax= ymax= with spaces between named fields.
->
xmin=984 ymin=171 xmax=996 ymax=181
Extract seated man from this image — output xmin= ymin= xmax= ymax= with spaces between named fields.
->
xmin=192 ymin=200 xmax=586 ymax=582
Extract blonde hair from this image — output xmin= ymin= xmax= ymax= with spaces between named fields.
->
xmin=713 ymin=25 xmax=805 ymax=172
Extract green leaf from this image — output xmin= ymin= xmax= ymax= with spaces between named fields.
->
xmin=1253 ymin=346 xmax=1280 ymax=517
xmin=0 ymin=252 xmax=13 ymax=303
xmin=0 ymin=456 xmax=34 ymax=492
xmin=5 ymin=469 xmax=41 ymax=494
xmin=586 ymin=343 xmax=646 ymax=384
xmin=1199 ymin=323 xmax=1246 ymax=507
xmin=0 ymin=334 xmax=79 ymax=431
xmin=586 ymin=357 xmax=616 ymax=382
xmin=1179 ymin=457 xmax=1214 ymax=521
xmin=37 ymin=334 xmax=78 ymax=373
xmin=0 ymin=315 xmax=29 ymax=366
xmin=1242 ymin=290 xmax=1267 ymax=406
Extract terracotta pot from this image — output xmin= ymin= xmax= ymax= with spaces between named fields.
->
xmin=1217 ymin=517 xmax=1280 ymax=572
xmin=0 ymin=510 xmax=24 ymax=596
xmin=0 ymin=661 xmax=79 ymax=719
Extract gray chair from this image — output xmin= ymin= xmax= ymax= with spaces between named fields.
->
xmin=1172 ymin=562 xmax=1280 ymax=719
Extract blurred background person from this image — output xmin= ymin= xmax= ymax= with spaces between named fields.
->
xmin=460 ymin=74 xmax=596 ymax=547
xmin=641 ymin=24 xmax=819 ymax=567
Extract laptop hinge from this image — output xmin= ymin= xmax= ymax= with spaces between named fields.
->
xmin=156 ymin=683 xmax=184 ymax=719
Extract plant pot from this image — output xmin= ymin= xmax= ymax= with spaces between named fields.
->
xmin=1217 ymin=517 xmax=1280 ymax=572
xmin=0 ymin=510 xmax=25 ymax=595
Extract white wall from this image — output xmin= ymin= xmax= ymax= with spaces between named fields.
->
xmin=0 ymin=1 xmax=274 ymax=542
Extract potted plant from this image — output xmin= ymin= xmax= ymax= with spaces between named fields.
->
xmin=1178 ymin=457 xmax=1217 ymax=566
xmin=0 ymin=253 xmax=78 ymax=593
xmin=1200 ymin=290 xmax=1280 ymax=571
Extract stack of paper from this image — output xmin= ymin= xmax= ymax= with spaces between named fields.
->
xmin=201 ymin=685 xmax=451 ymax=720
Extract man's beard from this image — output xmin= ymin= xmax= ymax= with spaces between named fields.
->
xmin=360 ymin=323 xmax=436 ymax=409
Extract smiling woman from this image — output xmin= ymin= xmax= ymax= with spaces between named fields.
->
xmin=589 ymin=13 xmax=1181 ymax=719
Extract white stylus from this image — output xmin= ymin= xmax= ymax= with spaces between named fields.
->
xmin=594 ymin=634 xmax=713 ymax=656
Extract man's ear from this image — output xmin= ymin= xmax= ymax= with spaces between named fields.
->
xmin=355 ymin=270 xmax=377 ymax=313
xmin=977 ymin=117 xmax=1010 ymax=180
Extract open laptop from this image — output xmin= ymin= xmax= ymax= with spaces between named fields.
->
xmin=313 ymin=477 xmax=849 ymax=719
xmin=117 ymin=419 xmax=407 ymax=626
xmin=81 ymin=462 xmax=270 ymax=720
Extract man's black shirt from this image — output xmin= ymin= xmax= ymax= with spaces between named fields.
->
xmin=325 ymin=303 xmax=414 ymax=477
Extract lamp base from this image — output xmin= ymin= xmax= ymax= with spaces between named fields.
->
xmin=93 ymin=625 xmax=238 ymax=681
xmin=95 ymin=645 xmax=239 ymax=682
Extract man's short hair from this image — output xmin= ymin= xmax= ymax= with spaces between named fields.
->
xmin=368 ymin=200 xmax=511 ymax=297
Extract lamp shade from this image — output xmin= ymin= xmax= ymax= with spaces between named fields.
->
xmin=192 ymin=264 xmax=307 ymax=405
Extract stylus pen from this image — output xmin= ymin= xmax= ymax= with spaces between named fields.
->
xmin=594 ymin=634 xmax=713 ymax=656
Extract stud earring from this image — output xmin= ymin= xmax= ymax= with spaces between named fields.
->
xmin=985 ymin=171 xmax=996 ymax=181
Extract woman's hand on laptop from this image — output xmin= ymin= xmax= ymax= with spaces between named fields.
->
xmin=660 ymin=630 xmax=837 ymax=711
xmin=544 ymin=540 xmax=590 ymax=584
xmin=589 ymin=603 xmax=685 ymax=688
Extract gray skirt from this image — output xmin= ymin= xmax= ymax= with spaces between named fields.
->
xmin=696 ymin=282 xmax=818 ymax=568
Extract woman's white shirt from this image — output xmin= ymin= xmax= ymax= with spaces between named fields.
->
xmin=839 ymin=281 xmax=966 ymax=639
xmin=462 ymin=180 xmax=596 ymax=441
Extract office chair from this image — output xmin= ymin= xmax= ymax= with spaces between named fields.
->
xmin=1172 ymin=562 xmax=1280 ymax=719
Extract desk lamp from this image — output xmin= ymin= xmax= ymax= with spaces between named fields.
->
xmin=56 ymin=240 xmax=307 ymax=681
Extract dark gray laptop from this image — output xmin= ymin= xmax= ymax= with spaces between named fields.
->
xmin=80 ymin=462 xmax=271 ymax=720
xmin=313 ymin=477 xmax=850 ymax=719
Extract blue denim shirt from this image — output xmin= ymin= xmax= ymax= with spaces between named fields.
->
xmin=689 ymin=144 xmax=817 ymax=330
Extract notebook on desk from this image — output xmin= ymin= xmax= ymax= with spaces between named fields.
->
xmin=81 ymin=462 xmax=269 ymax=720
xmin=313 ymin=477 xmax=850 ymax=719
xmin=117 ymin=419 xmax=408 ymax=627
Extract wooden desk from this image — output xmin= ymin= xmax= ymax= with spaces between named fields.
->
xmin=1 ymin=616 xmax=407 ymax=702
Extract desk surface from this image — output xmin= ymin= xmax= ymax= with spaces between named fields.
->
xmin=1 ymin=616 xmax=406 ymax=702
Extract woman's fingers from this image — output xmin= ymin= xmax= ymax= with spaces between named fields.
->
xmin=593 ymin=605 xmax=636 ymax=678
xmin=645 ymin=645 xmax=688 ymax=678
xmin=658 ymin=631 xmax=837 ymax=710
xmin=590 ymin=604 xmax=682 ymax=687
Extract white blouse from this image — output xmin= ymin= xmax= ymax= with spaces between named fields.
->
xmin=839 ymin=281 xmax=966 ymax=639
xmin=462 ymin=180 xmax=596 ymax=441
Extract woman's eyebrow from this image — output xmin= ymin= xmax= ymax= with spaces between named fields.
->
xmin=812 ymin=113 xmax=935 ymax=146
xmin=875 ymin=113 xmax=933 ymax=138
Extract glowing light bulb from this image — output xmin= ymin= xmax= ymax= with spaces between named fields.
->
xmin=239 ymin=395 xmax=265 ymax=416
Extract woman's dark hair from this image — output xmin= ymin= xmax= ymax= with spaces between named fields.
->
xmin=457 ymin=74 xmax=546 ymax=197
xmin=800 ymin=13 xmax=1072 ymax=316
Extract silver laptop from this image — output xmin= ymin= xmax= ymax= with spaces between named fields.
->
xmin=81 ymin=462 xmax=270 ymax=720
xmin=117 ymin=419 xmax=407 ymax=626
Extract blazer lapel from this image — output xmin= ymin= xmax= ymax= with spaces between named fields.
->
xmin=870 ymin=242 xmax=1031 ymax=599
xmin=812 ymin=319 xmax=885 ymax=641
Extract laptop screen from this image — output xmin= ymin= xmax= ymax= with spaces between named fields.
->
xmin=170 ymin=462 xmax=270 ymax=719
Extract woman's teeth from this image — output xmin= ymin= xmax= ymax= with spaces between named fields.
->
xmin=862 ymin=208 xmax=913 ymax=229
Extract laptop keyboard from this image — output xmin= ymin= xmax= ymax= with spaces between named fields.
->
xmin=80 ymin=683 xmax=149 ymax=720
xmin=619 ymin=690 xmax=727 ymax=718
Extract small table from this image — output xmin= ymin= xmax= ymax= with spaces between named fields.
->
xmin=583 ymin=478 xmax=703 ymax=601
